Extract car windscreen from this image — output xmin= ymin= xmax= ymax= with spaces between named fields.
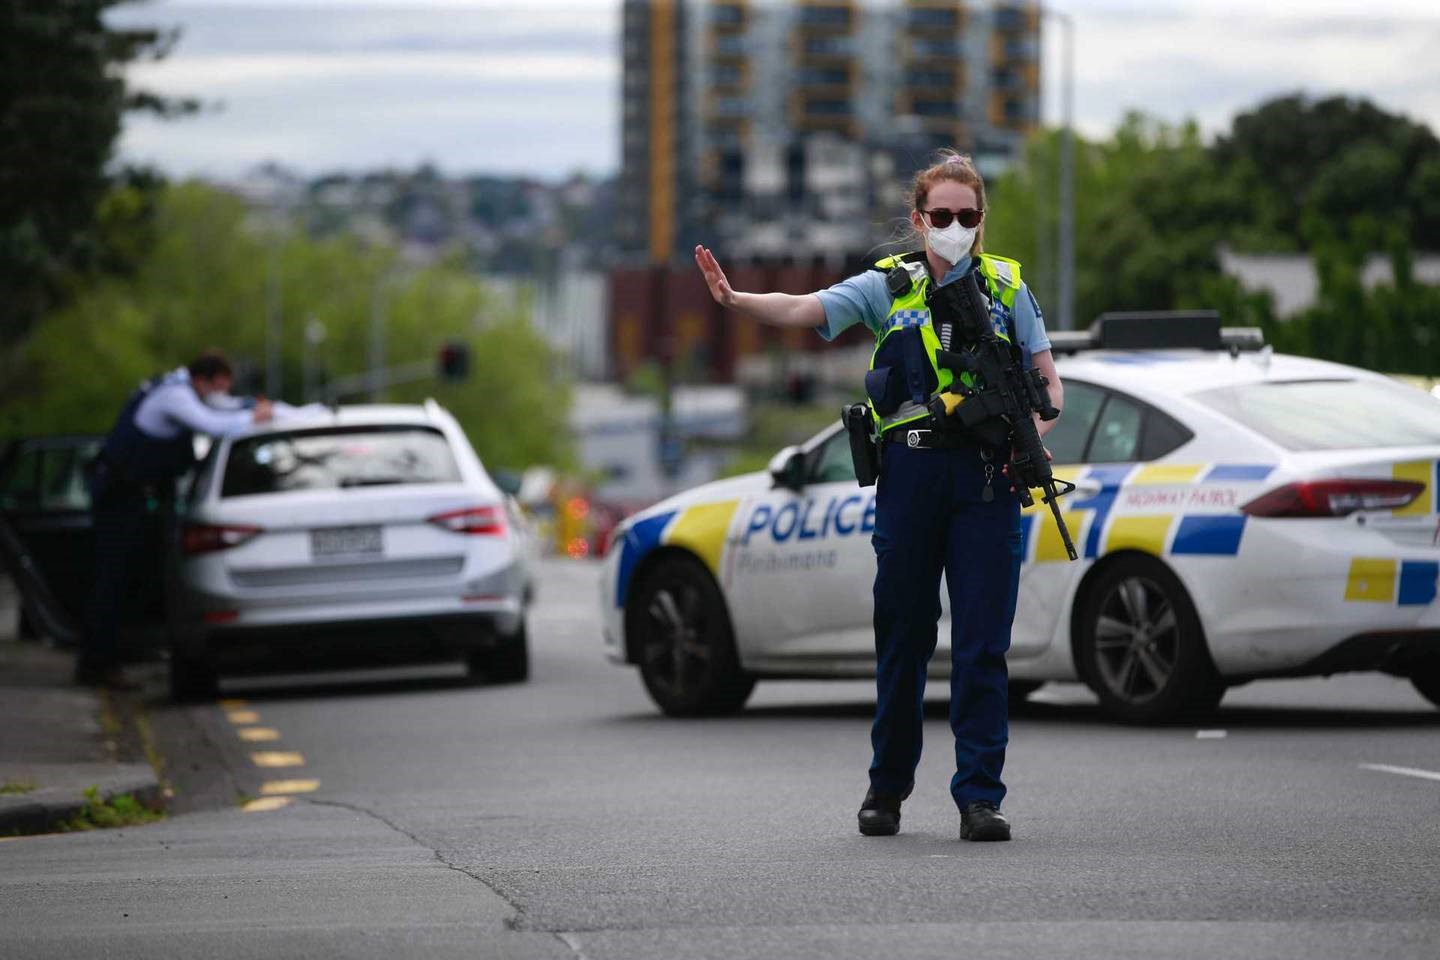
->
xmin=221 ymin=426 xmax=461 ymax=498
xmin=1193 ymin=378 xmax=1440 ymax=451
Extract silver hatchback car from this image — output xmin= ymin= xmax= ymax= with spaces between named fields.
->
xmin=168 ymin=401 xmax=532 ymax=700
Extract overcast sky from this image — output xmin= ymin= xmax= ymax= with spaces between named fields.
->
xmin=111 ymin=0 xmax=1440 ymax=180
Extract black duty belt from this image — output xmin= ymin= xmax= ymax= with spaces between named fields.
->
xmin=882 ymin=426 xmax=981 ymax=450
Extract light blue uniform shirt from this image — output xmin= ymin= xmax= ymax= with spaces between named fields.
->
xmin=814 ymin=255 xmax=1051 ymax=368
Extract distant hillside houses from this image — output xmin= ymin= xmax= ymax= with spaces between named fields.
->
xmin=1220 ymin=246 xmax=1440 ymax=317
xmin=224 ymin=163 xmax=617 ymax=274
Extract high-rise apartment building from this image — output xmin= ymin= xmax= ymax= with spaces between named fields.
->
xmin=618 ymin=0 xmax=1041 ymax=264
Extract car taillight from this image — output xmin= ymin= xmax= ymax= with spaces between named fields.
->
xmin=181 ymin=523 xmax=262 ymax=554
xmin=1240 ymin=479 xmax=1425 ymax=518
xmin=429 ymin=506 xmax=507 ymax=536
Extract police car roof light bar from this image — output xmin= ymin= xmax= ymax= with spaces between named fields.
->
xmin=1046 ymin=311 xmax=1266 ymax=356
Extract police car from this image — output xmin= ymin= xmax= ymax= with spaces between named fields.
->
xmin=600 ymin=314 xmax=1440 ymax=722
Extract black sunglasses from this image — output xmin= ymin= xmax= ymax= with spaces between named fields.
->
xmin=922 ymin=207 xmax=984 ymax=229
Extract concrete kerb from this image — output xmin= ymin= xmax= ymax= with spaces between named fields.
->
xmin=0 ymin=766 xmax=165 ymax=836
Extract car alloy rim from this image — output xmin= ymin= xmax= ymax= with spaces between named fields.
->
xmin=1092 ymin=576 xmax=1178 ymax=705
xmin=642 ymin=582 xmax=711 ymax=698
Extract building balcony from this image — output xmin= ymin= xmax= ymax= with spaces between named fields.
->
xmin=710 ymin=33 xmax=749 ymax=58
xmin=795 ymin=33 xmax=856 ymax=59
xmin=796 ymin=63 xmax=853 ymax=90
xmin=994 ymin=3 xmax=1040 ymax=36
xmin=988 ymin=92 xmax=1038 ymax=130
xmin=905 ymin=2 xmax=961 ymax=31
xmin=795 ymin=3 xmax=854 ymax=32
xmin=707 ymin=94 xmax=751 ymax=119
xmin=904 ymin=65 xmax=962 ymax=91
xmin=905 ymin=36 xmax=961 ymax=60
xmin=710 ymin=2 xmax=748 ymax=31
xmin=710 ymin=61 xmax=750 ymax=92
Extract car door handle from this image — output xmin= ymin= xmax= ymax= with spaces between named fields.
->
xmin=1069 ymin=479 xmax=1103 ymax=500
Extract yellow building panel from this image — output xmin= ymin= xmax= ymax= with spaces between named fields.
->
xmin=1130 ymin=464 xmax=1204 ymax=486
xmin=1105 ymin=515 xmax=1173 ymax=556
xmin=664 ymin=500 xmax=741 ymax=577
xmin=1345 ymin=558 xmax=1397 ymax=602
xmin=1392 ymin=460 xmax=1433 ymax=516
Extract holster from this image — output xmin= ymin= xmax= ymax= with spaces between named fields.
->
xmin=842 ymin=403 xmax=881 ymax=487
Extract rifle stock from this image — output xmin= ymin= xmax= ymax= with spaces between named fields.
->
xmin=930 ymin=273 xmax=1079 ymax=561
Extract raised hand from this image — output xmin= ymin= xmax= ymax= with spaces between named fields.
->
xmin=694 ymin=245 xmax=736 ymax=307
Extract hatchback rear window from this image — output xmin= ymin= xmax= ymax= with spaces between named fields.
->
xmin=221 ymin=426 xmax=460 ymax=497
xmin=1193 ymin=379 xmax=1440 ymax=451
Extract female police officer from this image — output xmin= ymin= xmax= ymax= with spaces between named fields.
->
xmin=695 ymin=151 xmax=1062 ymax=842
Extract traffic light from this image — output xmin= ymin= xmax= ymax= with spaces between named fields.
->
xmin=438 ymin=340 xmax=470 ymax=382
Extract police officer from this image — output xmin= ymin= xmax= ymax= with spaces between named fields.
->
xmin=77 ymin=352 xmax=273 ymax=686
xmin=695 ymin=152 xmax=1063 ymax=842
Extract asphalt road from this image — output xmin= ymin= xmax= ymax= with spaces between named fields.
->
xmin=3 ymin=559 xmax=1439 ymax=959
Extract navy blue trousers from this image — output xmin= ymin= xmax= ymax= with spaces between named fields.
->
xmin=868 ymin=441 xmax=1023 ymax=810
xmin=82 ymin=498 xmax=149 ymax=673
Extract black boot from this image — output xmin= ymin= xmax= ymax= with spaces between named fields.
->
xmin=858 ymin=785 xmax=911 ymax=837
xmin=959 ymin=801 xmax=1011 ymax=842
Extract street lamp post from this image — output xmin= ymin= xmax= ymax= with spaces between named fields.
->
xmin=1055 ymin=7 xmax=1075 ymax=332
xmin=369 ymin=274 xmax=388 ymax=402
xmin=1038 ymin=4 xmax=1077 ymax=331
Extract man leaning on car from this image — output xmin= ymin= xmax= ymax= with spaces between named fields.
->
xmin=78 ymin=352 xmax=271 ymax=687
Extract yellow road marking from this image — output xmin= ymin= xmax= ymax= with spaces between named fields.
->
xmin=261 ymin=779 xmax=320 ymax=796
xmin=236 ymin=727 xmax=280 ymax=742
xmin=218 ymin=698 xmax=248 ymax=708
xmin=242 ymin=796 xmax=292 ymax=813
xmin=250 ymin=751 xmax=305 ymax=768
xmin=226 ymin=710 xmax=260 ymax=725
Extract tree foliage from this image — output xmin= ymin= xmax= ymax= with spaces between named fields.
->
xmin=1 ymin=182 xmax=574 ymax=471
xmin=985 ymin=95 xmax=1440 ymax=374
xmin=0 ymin=0 xmax=194 ymax=347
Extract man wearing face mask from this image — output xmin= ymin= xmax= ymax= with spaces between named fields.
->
xmin=77 ymin=351 xmax=275 ymax=687
xmin=696 ymin=151 xmax=1062 ymax=843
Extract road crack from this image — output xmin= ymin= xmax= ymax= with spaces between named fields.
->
xmin=304 ymin=796 xmax=534 ymax=930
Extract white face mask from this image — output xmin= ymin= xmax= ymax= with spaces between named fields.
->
xmin=926 ymin=220 xmax=977 ymax=265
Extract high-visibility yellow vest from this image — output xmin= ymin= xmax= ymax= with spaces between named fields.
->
xmin=867 ymin=252 xmax=1023 ymax=435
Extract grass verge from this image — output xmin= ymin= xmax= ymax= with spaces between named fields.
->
xmin=59 ymin=786 xmax=164 ymax=832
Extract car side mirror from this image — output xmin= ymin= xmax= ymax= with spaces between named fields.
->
xmin=767 ymin=446 xmax=806 ymax=490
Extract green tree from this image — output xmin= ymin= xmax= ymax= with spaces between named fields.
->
xmin=0 ymin=0 xmax=193 ymax=348
xmin=1214 ymin=95 xmax=1440 ymax=250
xmin=2 ymin=182 xmax=573 ymax=471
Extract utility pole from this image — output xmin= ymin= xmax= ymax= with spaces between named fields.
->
xmin=302 ymin=316 xmax=326 ymax=403
xmin=265 ymin=232 xmax=283 ymax=397
xmin=1042 ymin=4 xmax=1078 ymax=332
xmin=369 ymin=274 xmax=388 ymax=402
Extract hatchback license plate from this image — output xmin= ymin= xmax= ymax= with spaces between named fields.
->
xmin=310 ymin=525 xmax=383 ymax=558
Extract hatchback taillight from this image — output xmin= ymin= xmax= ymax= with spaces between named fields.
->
xmin=428 ymin=506 xmax=507 ymax=536
xmin=1240 ymin=479 xmax=1425 ymax=518
xmin=181 ymin=522 xmax=263 ymax=554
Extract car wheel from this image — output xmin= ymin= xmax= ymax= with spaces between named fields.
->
xmin=632 ymin=554 xmax=754 ymax=717
xmin=468 ymin=623 xmax=529 ymax=684
xmin=1410 ymin=661 xmax=1440 ymax=709
xmin=169 ymin=654 xmax=219 ymax=703
xmin=1076 ymin=556 xmax=1224 ymax=724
